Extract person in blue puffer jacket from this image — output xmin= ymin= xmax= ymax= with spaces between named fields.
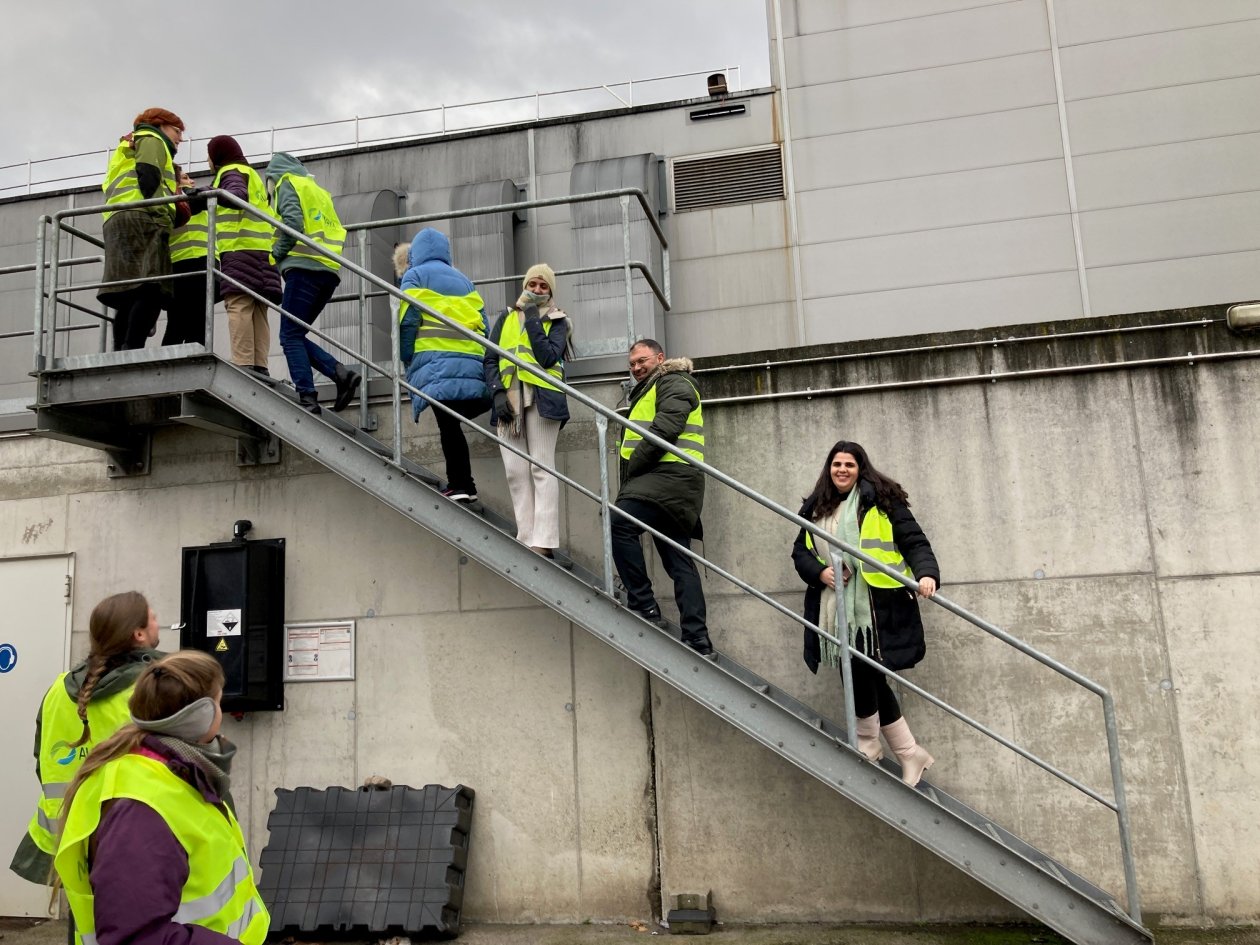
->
xmin=397 ymin=228 xmax=492 ymax=502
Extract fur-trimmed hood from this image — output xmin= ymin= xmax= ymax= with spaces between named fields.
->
xmin=660 ymin=356 xmax=694 ymax=374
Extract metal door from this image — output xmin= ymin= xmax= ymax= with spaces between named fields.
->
xmin=0 ymin=554 xmax=73 ymax=916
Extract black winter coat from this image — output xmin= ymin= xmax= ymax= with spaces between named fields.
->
xmin=616 ymin=359 xmax=705 ymax=534
xmin=791 ymin=479 xmax=940 ymax=673
xmin=482 ymin=305 xmax=570 ymax=425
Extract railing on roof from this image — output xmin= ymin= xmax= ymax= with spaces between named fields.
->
xmin=0 ymin=65 xmax=742 ymax=199
xmin=27 ymin=191 xmax=1142 ymax=929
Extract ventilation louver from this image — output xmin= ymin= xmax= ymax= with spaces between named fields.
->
xmin=672 ymin=147 xmax=784 ymax=212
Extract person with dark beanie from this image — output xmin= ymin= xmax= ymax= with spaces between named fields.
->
xmin=206 ymin=135 xmax=280 ymax=374
xmin=98 ymin=108 xmax=185 ymax=351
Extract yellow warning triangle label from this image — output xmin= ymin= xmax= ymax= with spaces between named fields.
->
xmin=214 ymin=639 xmax=229 ymax=652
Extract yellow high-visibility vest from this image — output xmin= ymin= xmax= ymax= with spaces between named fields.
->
xmin=55 ymin=753 xmax=269 ymax=945
xmin=212 ymin=164 xmax=275 ymax=254
xmin=24 ymin=676 xmax=133 ymax=856
xmin=401 ymin=288 xmax=486 ymax=358
xmin=804 ymin=507 xmax=913 ymax=588
xmin=101 ymin=129 xmax=175 ymax=223
xmin=619 ymin=375 xmax=704 ymax=464
xmin=497 ymin=311 xmax=562 ymax=391
xmin=270 ymin=173 xmax=345 ymax=270
xmin=170 ymin=209 xmax=210 ymax=263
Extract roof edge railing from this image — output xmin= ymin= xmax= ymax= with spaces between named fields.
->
xmin=31 ymin=190 xmax=1140 ymax=924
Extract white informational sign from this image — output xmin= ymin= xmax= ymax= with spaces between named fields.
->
xmin=284 ymin=620 xmax=355 ymax=682
xmin=206 ymin=609 xmax=243 ymax=637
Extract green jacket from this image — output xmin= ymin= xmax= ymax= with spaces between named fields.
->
xmin=617 ymin=358 xmax=706 ymax=534
xmin=8 ymin=647 xmax=162 ymax=884
xmin=264 ymin=151 xmax=330 ymax=274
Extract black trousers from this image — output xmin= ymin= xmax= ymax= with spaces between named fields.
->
xmin=611 ymin=497 xmax=709 ymax=645
xmin=112 ymin=285 xmax=163 ymax=351
xmin=433 ymin=397 xmax=490 ymax=493
xmin=162 ymin=257 xmax=210 ymax=346
xmin=851 ymin=629 xmax=902 ymax=724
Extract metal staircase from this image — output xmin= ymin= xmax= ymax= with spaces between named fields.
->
xmin=26 ymin=190 xmax=1153 ymax=945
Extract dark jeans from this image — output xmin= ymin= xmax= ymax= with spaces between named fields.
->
xmin=279 ymin=268 xmax=342 ymax=394
xmin=434 ymin=397 xmax=491 ymax=494
xmin=852 ymin=639 xmax=902 ymax=724
xmin=611 ymin=497 xmax=709 ymax=645
xmin=162 ymin=257 xmax=210 ymax=346
xmin=112 ymin=285 xmax=163 ymax=351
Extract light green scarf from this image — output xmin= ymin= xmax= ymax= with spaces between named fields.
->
xmin=818 ymin=489 xmax=874 ymax=668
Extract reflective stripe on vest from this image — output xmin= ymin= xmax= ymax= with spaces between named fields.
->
xmin=271 ymin=173 xmax=345 ymax=270
xmin=25 ymin=676 xmax=134 ymax=856
xmin=212 ymin=165 xmax=275 ymax=253
xmin=401 ymin=287 xmax=486 ymax=357
xmin=171 ymin=211 xmax=210 ymax=263
xmin=55 ymin=753 xmax=269 ymax=945
xmin=802 ymin=509 xmax=912 ymax=587
xmin=619 ymin=375 xmax=704 ymax=464
xmin=497 ymin=311 xmax=563 ymax=391
xmin=101 ymin=129 xmax=176 ymax=222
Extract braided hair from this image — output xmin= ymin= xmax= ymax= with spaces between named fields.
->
xmin=65 ymin=591 xmax=150 ymax=749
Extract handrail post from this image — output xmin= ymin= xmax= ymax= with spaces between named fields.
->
xmin=1103 ymin=692 xmax=1142 ymax=921
xmin=48 ymin=220 xmax=64 ymax=358
xmin=391 ymin=289 xmax=403 ymax=466
xmin=32 ymin=215 xmax=48 ymax=373
xmin=831 ymin=552 xmax=858 ymax=749
xmin=595 ymin=414 xmax=615 ymax=595
xmin=204 ymin=196 xmax=218 ymax=353
xmin=357 ymin=230 xmax=371 ymax=432
xmin=620 ymin=195 xmax=635 ymax=350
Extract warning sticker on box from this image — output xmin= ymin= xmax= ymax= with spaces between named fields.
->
xmin=206 ymin=609 xmax=242 ymax=638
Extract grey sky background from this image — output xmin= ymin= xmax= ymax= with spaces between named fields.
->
xmin=0 ymin=1 xmax=771 ymax=190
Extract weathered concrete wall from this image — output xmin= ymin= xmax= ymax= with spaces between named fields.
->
xmin=1 ymin=310 xmax=1257 ymax=924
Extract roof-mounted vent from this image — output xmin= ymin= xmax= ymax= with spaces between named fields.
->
xmin=672 ymin=146 xmax=784 ymax=213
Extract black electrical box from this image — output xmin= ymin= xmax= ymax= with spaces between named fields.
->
xmin=180 ymin=536 xmax=285 ymax=713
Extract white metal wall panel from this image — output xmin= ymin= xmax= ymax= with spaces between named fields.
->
xmin=1058 ymin=18 xmax=1260 ymax=101
xmin=1067 ymin=74 xmax=1260 ymax=155
xmin=1078 ymin=191 xmax=1260 ymax=268
xmin=788 ymin=52 xmax=1056 ymax=139
xmin=801 ymin=271 xmax=1084 ymax=343
xmin=1051 ymin=0 xmax=1260 ymax=47
xmin=669 ymin=200 xmax=790 ymax=263
xmin=792 ymin=105 xmax=1064 ymax=190
xmin=670 ymin=249 xmax=793 ymax=316
xmin=785 ymin=0 xmax=1049 ymax=88
xmin=796 ymin=160 xmax=1069 ymax=244
xmin=793 ymin=0 xmax=1016 ymax=35
xmin=666 ymin=301 xmax=795 ymax=357
xmin=1088 ymin=250 xmax=1260 ymax=315
xmin=1072 ymin=133 xmax=1260 ymax=211
xmin=799 ymin=215 xmax=1077 ymax=299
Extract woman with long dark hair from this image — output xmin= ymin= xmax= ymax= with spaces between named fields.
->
xmin=9 ymin=591 xmax=161 ymax=885
xmin=791 ymin=441 xmax=941 ymax=786
xmin=53 ymin=650 xmax=267 ymax=945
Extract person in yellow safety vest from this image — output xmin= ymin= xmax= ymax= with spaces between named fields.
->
xmin=98 ymin=107 xmax=185 ymax=351
xmin=263 ymin=152 xmax=361 ymax=415
xmin=790 ymin=440 xmax=941 ymax=787
xmin=206 ymin=135 xmax=281 ymax=376
xmin=396 ymin=228 xmax=492 ymax=503
xmin=52 ymin=650 xmax=268 ymax=945
xmin=612 ymin=339 xmax=714 ymax=656
xmin=9 ymin=592 xmax=163 ymax=886
xmin=163 ymin=165 xmax=213 ymax=346
xmin=482 ymin=264 xmax=571 ymax=558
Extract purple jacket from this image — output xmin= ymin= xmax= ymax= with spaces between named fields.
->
xmin=215 ymin=168 xmax=281 ymax=303
xmin=89 ymin=738 xmax=240 ymax=945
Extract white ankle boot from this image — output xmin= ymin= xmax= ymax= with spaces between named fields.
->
xmin=855 ymin=713 xmax=884 ymax=762
xmin=881 ymin=716 xmax=934 ymax=787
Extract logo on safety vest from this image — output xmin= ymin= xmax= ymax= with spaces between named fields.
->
xmin=215 ymin=639 xmax=229 ymax=653
xmin=50 ymin=740 xmax=85 ymax=766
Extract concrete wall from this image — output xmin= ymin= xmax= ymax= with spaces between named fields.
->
xmin=2 ymin=309 xmax=1257 ymax=924
xmin=773 ymin=0 xmax=1260 ymax=343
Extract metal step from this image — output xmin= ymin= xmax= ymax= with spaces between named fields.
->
xmin=34 ymin=354 xmax=1152 ymax=945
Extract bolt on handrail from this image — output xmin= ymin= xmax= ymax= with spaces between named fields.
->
xmin=32 ymin=190 xmax=1140 ymax=923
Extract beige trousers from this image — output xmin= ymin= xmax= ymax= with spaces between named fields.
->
xmin=224 ymin=292 xmax=270 ymax=367
xmin=499 ymin=407 xmax=562 ymax=549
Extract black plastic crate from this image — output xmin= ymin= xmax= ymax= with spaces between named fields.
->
xmin=257 ymin=784 xmax=474 ymax=938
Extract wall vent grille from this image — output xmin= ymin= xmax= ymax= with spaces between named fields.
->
xmin=672 ymin=147 xmax=784 ymax=212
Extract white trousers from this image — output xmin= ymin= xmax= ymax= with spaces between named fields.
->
xmin=500 ymin=407 xmax=562 ymax=549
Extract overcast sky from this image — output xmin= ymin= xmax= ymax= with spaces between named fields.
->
xmin=0 ymin=1 xmax=771 ymax=192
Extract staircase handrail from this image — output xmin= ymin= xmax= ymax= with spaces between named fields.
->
xmin=32 ymin=189 xmax=1140 ymax=923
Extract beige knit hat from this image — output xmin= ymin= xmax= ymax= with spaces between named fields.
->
xmin=523 ymin=263 xmax=556 ymax=298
